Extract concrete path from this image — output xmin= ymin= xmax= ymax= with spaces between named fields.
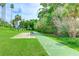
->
xmin=11 ymin=32 xmax=36 ymax=39
xmin=34 ymin=32 xmax=79 ymax=56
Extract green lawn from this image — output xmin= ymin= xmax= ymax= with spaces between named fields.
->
xmin=0 ymin=27 xmax=48 ymax=56
xmin=44 ymin=33 xmax=79 ymax=51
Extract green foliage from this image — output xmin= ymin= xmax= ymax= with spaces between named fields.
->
xmin=0 ymin=3 xmax=6 ymax=7
xmin=34 ymin=20 xmax=46 ymax=32
xmin=10 ymin=19 xmax=17 ymax=28
xmin=37 ymin=3 xmax=79 ymax=37
xmin=34 ymin=18 xmax=56 ymax=33
xmin=11 ymin=14 xmax=22 ymax=28
xmin=63 ymin=4 xmax=79 ymax=17
xmin=0 ymin=18 xmax=11 ymax=28
xmin=15 ymin=14 xmax=21 ymax=21
xmin=10 ymin=4 xmax=14 ymax=9
xmin=19 ymin=19 xmax=37 ymax=30
xmin=36 ymin=3 xmax=63 ymax=33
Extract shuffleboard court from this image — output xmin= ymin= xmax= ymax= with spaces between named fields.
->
xmin=11 ymin=32 xmax=36 ymax=39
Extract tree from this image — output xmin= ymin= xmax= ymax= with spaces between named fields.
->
xmin=0 ymin=3 xmax=6 ymax=20
xmin=10 ymin=19 xmax=17 ymax=28
xmin=15 ymin=14 xmax=21 ymax=21
xmin=37 ymin=3 xmax=79 ymax=37
xmin=34 ymin=20 xmax=46 ymax=32
xmin=52 ymin=4 xmax=79 ymax=38
xmin=61 ymin=4 xmax=79 ymax=38
xmin=11 ymin=14 xmax=22 ymax=28
xmin=19 ymin=19 xmax=37 ymax=30
xmin=10 ymin=4 xmax=14 ymax=21
xmin=0 ymin=18 xmax=11 ymax=27
xmin=37 ymin=3 xmax=64 ymax=33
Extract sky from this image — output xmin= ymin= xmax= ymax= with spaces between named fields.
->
xmin=0 ymin=3 xmax=41 ymax=22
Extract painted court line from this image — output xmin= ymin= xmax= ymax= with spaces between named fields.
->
xmin=35 ymin=32 xmax=79 ymax=56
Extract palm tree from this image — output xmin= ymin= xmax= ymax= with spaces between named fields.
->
xmin=10 ymin=4 xmax=14 ymax=21
xmin=11 ymin=14 xmax=21 ymax=28
xmin=0 ymin=3 xmax=6 ymax=20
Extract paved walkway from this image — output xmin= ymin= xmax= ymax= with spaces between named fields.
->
xmin=11 ymin=32 xmax=36 ymax=39
xmin=34 ymin=32 xmax=79 ymax=56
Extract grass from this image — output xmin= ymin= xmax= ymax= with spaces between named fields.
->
xmin=43 ymin=33 xmax=79 ymax=51
xmin=0 ymin=27 xmax=48 ymax=56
